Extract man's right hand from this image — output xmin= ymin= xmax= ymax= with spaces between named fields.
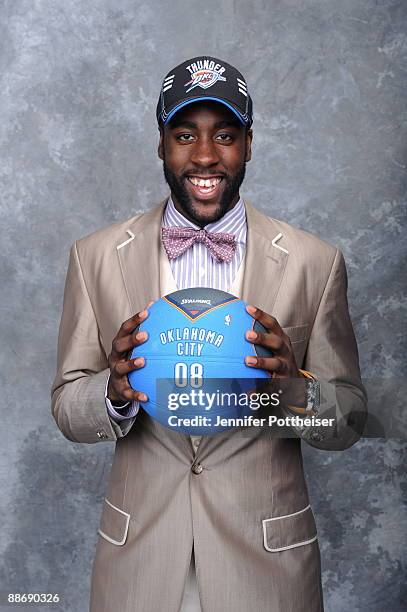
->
xmin=107 ymin=304 xmax=152 ymax=404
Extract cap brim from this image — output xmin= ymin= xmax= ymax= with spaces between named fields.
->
xmin=163 ymin=96 xmax=247 ymax=125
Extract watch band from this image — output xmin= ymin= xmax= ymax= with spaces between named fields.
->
xmin=286 ymin=370 xmax=320 ymax=416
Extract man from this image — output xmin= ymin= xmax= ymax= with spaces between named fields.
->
xmin=51 ymin=56 xmax=367 ymax=611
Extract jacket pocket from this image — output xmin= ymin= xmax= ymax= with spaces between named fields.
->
xmin=262 ymin=504 xmax=317 ymax=552
xmin=98 ymin=498 xmax=130 ymax=546
xmin=281 ymin=324 xmax=309 ymax=344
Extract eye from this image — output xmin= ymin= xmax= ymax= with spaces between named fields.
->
xmin=216 ymin=133 xmax=233 ymax=142
xmin=177 ymin=133 xmax=195 ymax=142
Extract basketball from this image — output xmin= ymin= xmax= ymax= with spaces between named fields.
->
xmin=128 ymin=287 xmax=273 ymax=435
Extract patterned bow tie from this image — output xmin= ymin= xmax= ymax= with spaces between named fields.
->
xmin=162 ymin=226 xmax=237 ymax=263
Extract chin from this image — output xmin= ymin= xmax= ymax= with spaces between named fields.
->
xmin=189 ymin=201 xmax=226 ymax=225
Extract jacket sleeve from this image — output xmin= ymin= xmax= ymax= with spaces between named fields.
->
xmin=297 ymin=248 xmax=367 ymax=450
xmin=51 ymin=241 xmax=137 ymax=443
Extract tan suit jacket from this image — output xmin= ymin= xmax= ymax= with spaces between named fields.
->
xmin=51 ymin=198 xmax=367 ymax=612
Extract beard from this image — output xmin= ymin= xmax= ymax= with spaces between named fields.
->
xmin=162 ymin=155 xmax=247 ymax=227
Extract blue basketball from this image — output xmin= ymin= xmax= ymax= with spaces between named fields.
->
xmin=129 ymin=288 xmax=272 ymax=436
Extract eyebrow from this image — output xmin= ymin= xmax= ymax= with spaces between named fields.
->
xmin=168 ymin=118 xmax=242 ymax=130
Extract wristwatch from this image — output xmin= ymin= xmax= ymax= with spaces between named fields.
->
xmin=285 ymin=369 xmax=320 ymax=417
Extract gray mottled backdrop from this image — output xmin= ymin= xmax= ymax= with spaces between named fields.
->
xmin=1 ymin=1 xmax=406 ymax=611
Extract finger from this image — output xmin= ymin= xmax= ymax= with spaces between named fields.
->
xmin=113 ymin=356 xmax=145 ymax=376
xmin=121 ymin=309 xmax=149 ymax=333
xmin=113 ymin=329 xmax=149 ymax=355
xmin=118 ymin=309 xmax=149 ymax=338
xmin=111 ymin=375 xmax=149 ymax=402
xmin=246 ymin=305 xmax=282 ymax=334
xmin=245 ymin=355 xmax=285 ymax=374
xmin=120 ymin=386 xmax=149 ymax=403
xmin=110 ymin=310 xmax=149 ymax=360
xmin=246 ymin=329 xmax=286 ymax=353
xmin=107 ymin=374 xmax=147 ymax=403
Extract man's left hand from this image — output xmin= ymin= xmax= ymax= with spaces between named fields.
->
xmin=244 ymin=304 xmax=301 ymax=379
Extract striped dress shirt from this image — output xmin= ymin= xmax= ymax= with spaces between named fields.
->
xmin=105 ymin=193 xmax=247 ymax=422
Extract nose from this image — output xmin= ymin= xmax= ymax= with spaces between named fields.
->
xmin=190 ymin=135 xmax=220 ymax=167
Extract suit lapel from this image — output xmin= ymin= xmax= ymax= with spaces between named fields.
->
xmin=242 ymin=199 xmax=289 ymax=315
xmin=116 ymin=198 xmax=168 ymax=314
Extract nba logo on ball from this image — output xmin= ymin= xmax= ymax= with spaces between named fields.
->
xmin=129 ymin=288 xmax=272 ymax=436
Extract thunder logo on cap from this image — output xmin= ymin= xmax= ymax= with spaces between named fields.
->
xmin=184 ymin=59 xmax=227 ymax=92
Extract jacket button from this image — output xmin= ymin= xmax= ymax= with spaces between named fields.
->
xmin=191 ymin=463 xmax=203 ymax=475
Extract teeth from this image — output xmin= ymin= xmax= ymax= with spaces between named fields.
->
xmin=188 ymin=177 xmax=222 ymax=188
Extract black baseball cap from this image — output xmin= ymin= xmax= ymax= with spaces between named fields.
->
xmin=156 ymin=56 xmax=253 ymax=128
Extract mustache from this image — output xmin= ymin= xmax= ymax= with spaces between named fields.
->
xmin=183 ymin=173 xmax=227 ymax=179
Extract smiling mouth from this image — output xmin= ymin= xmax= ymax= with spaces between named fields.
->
xmin=186 ymin=176 xmax=224 ymax=199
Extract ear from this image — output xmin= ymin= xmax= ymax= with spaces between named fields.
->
xmin=245 ymin=128 xmax=253 ymax=162
xmin=158 ymin=125 xmax=164 ymax=160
